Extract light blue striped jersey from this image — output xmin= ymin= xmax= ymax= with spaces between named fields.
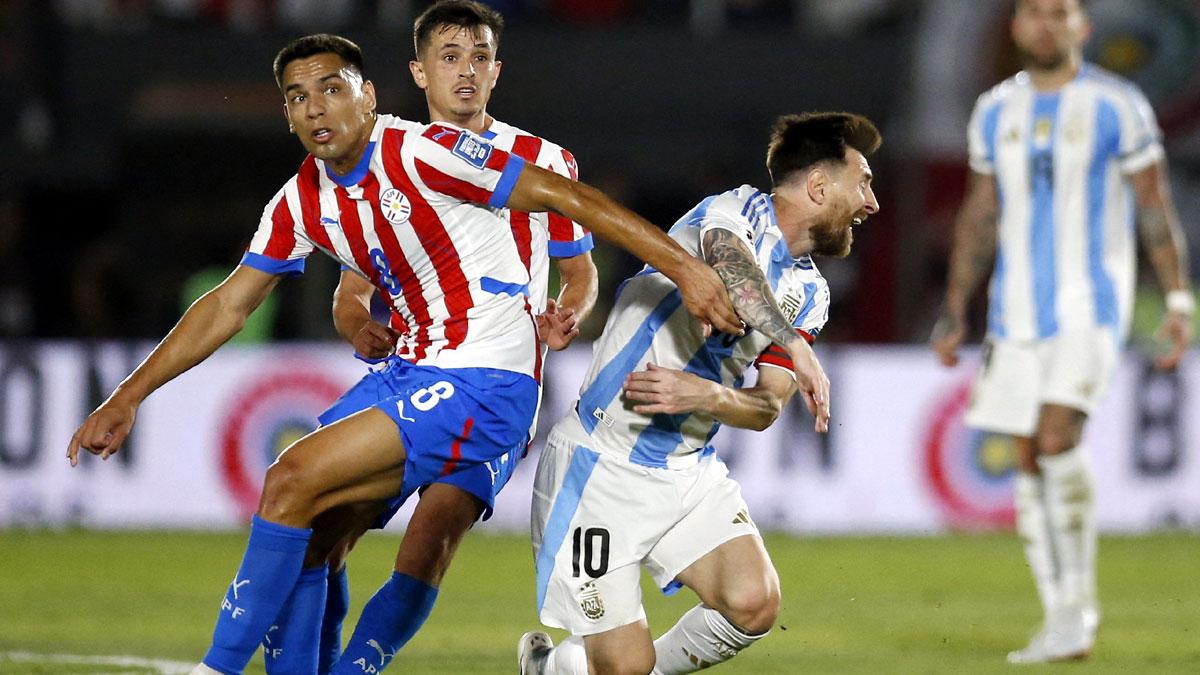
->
xmin=557 ymin=185 xmax=830 ymax=469
xmin=968 ymin=64 xmax=1163 ymax=342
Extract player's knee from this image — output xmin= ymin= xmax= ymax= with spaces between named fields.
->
xmin=717 ymin=575 xmax=780 ymax=635
xmin=1035 ymin=426 xmax=1079 ymax=456
xmin=259 ymin=456 xmax=319 ymax=523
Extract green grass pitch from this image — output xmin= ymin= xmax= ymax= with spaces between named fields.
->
xmin=1 ymin=530 xmax=1198 ymax=673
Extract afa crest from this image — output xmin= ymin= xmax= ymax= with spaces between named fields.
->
xmin=578 ymin=581 xmax=605 ymax=621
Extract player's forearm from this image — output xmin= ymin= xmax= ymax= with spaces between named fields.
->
xmin=113 ymin=288 xmax=256 ymax=404
xmin=1138 ymin=204 xmax=1191 ymax=294
xmin=556 ymin=254 xmax=598 ymax=323
xmin=511 ymin=170 xmax=691 ymax=282
xmin=564 ymin=182 xmax=689 ymax=279
xmin=704 ymin=383 xmax=786 ymax=431
xmin=944 ymin=175 xmax=999 ymax=314
xmin=332 ymin=293 xmax=374 ymax=345
xmin=703 ymin=228 xmax=798 ymax=350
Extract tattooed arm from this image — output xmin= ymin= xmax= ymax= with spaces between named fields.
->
xmin=931 ymin=170 xmax=999 ymax=367
xmin=701 ymin=226 xmax=830 ymax=432
xmin=702 ymin=227 xmax=801 ymax=349
xmin=1132 ymin=160 xmax=1193 ymax=369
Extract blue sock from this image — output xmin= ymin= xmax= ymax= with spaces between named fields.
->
xmin=331 ymin=572 xmax=438 ymax=674
xmin=203 ymin=515 xmax=312 ymax=674
xmin=318 ymin=565 xmax=351 ymax=674
xmin=263 ymin=565 xmax=328 ymax=674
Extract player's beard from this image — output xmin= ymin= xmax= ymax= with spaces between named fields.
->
xmin=1018 ymin=45 xmax=1068 ymax=72
xmin=810 ymin=218 xmax=852 ymax=258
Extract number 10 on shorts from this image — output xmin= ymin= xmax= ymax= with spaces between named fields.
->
xmin=571 ymin=527 xmax=610 ymax=578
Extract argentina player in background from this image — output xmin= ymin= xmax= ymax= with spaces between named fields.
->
xmin=931 ymin=0 xmax=1193 ymax=664
xmin=519 ymin=112 xmax=880 ymax=675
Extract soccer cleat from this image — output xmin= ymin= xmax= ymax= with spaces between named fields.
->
xmin=518 ymin=630 xmax=553 ymax=674
xmin=189 ymin=664 xmax=224 ymax=675
xmin=1082 ymin=604 xmax=1101 ymax=639
xmin=1006 ymin=607 xmax=1093 ymax=664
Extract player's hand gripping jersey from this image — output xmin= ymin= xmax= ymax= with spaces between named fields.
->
xmin=558 ymin=185 xmax=830 ymax=469
xmin=244 ymin=114 xmax=543 ymax=378
xmin=968 ymin=65 xmax=1164 ymax=343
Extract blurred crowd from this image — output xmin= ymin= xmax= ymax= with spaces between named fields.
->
xmin=50 ymin=0 xmax=900 ymax=32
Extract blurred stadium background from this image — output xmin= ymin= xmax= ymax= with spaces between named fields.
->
xmin=2 ymin=0 xmax=1200 ymax=671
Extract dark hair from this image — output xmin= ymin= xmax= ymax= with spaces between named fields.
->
xmin=1014 ymin=0 xmax=1089 ymax=11
xmin=765 ymin=112 xmax=882 ymax=187
xmin=273 ymin=34 xmax=365 ymax=88
xmin=413 ymin=0 xmax=505 ymax=57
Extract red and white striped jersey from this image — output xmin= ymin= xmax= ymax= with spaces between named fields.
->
xmin=478 ymin=119 xmax=592 ymax=315
xmin=242 ymin=114 xmax=542 ymax=378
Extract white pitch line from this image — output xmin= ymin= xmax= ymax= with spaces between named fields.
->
xmin=1 ymin=651 xmax=196 ymax=674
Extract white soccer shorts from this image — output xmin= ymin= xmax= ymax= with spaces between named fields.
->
xmin=965 ymin=329 xmax=1118 ymax=437
xmin=530 ymin=426 xmax=759 ymax=636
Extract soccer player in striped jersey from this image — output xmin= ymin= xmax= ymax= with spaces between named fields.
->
xmin=932 ymin=0 xmax=1192 ymax=663
xmin=519 ymin=112 xmax=881 ymax=675
xmin=66 ymin=33 xmax=741 ymax=675
xmin=259 ymin=3 xmax=600 ymax=673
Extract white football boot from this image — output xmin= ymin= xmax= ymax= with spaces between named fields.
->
xmin=518 ymin=631 xmax=554 ymax=674
xmin=189 ymin=664 xmax=224 ymax=675
xmin=1007 ymin=606 xmax=1093 ymax=664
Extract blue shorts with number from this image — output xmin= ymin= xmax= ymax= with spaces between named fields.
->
xmin=317 ymin=357 xmax=537 ymax=524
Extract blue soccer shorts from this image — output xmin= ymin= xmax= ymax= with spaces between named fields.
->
xmin=317 ymin=357 xmax=537 ymax=524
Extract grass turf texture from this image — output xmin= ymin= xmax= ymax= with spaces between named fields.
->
xmin=1 ymin=531 xmax=1198 ymax=673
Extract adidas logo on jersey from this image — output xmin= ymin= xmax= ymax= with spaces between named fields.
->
xmin=592 ymin=407 xmax=614 ymax=428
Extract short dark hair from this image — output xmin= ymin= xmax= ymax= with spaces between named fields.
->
xmin=765 ymin=112 xmax=882 ymax=187
xmin=273 ymin=34 xmax=365 ymax=89
xmin=1014 ymin=0 xmax=1089 ymax=11
xmin=413 ymin=0 xmax=505 ymax=57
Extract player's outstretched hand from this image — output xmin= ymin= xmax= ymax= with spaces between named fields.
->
xmin=930 ymin=309 xmax=966 ymax=367
xmin=67 ymin=396 xmax=138 ymax=467
xmin=1154 ymin=311 xmax=1192 ymax=370
xmin=353 ymin=321 xmax=401 ymax=360
xmin=537 ymin=298 xmax=580 ymax=351
xmin=623 ymin=363 xmax=712 ymax=415
xmin=787 ymin=341 xmax=830 ymax=433
xmin=675 ymin=256 xmax=743 ymax=337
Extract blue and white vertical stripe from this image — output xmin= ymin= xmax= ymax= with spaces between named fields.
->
xmin=966 ymin=65 xmax=1159 ymax=342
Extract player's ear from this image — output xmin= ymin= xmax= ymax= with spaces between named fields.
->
xmin=362 ymin=80 xmax=377 ymax=115
xmin=492 ymin=59 xmax=502 ymax=86
xmin=806 ymin=167 xmax=827 ymax=204
xmin=283 ymin=104 xmax=294 ymax=133
xmin=409 ymin=60 xmax=427 ymax=89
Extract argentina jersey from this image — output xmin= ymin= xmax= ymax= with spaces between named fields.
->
xmin=556 ymin=185 xmax=830 ymax=469
xmin=968 ymin=64 xmax=1164 ymax=343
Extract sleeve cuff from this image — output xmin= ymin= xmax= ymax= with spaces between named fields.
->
xmin=968 ymin=158 xmax=995 ymax=175
xmin=1120 ymin=142 xmax=1164 ymax=175
xmin=488 ymin=154 xmax=526 ymax=208
xmin=240 ymin=251 xmax=305 ymax=277
xmin=548 ymin=233 xmax=595 ymax=258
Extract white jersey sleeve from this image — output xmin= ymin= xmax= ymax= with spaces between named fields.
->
xmin=967 ymin=87 xmax=1004 ymax=176
xmin=1115 ymin=85 xmax=1164 ymax=174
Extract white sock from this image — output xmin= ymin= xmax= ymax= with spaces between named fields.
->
xmin=652 ymin=605 xmax=764 ymax=674
xmin=1013 ymin=471 xmax=1060 ymax=617
xmin=1038 ymin=448 xmax=1097 ymax=613
xmin=542 ymin=635 xmax=588 ymax=675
